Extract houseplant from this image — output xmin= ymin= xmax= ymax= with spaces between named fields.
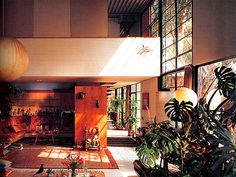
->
xmin=125 ymin=99 xmax=138 ymax=136
xmin=0 ymin=84 xmax=23 ymax=119
xmin=108 ymin=97 xmax=124 ymax=125
xmin=135 ymin=66 xmax=236 ymax=177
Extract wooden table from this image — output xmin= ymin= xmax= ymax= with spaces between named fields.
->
xmin=34 ymin=131 xmax=55 ymax=144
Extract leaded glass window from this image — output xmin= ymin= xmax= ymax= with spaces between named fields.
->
xmin=160 ymin=0 xmax=192 ymax=90
xmin=141 ymin=0 xmax=161 ymax=37
xmin=130 ymin=83 xmax=141 ymax=128
xmin=161 ymin=70 xmax=184 ymax=90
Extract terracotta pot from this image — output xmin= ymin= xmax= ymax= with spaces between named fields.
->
xmin=109 ymin=112 xmax=119 ymax=124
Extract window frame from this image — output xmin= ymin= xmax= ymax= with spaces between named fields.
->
xmin=159 ymin=0 xmax=193 ymax=91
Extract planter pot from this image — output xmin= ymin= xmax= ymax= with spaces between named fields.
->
xmin=128 ymin=129 xmax=134 ymax=136
xmin=133 ymin=160 xmax=150 ymax=177
xmin=109 ymin=112 xmax=119 ymax=124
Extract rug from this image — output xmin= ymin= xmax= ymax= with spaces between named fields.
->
xmin=9 ymin=169 xmax=105 ymax=177
xmin=4 ymin=146 xmax=118 ymax=169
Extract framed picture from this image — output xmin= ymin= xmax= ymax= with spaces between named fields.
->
xmin=142 ymin=93 xmax=149 ymax=110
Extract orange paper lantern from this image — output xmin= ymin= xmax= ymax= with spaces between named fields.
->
xmin=173 ymin=87 xmax=198 ymax=107
xmin=0 ymin=38 xmax=29 ymax=81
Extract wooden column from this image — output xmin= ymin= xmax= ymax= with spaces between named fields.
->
xmin=74 ymin=86 xmax=107 ymax=148
xmin=184 ymin=65 xmax=193 ymax=89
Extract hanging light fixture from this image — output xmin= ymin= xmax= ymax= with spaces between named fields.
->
xmin=173 ymin=87 xmax=198 ymax=107
xmin=0 ymin=0 xmax=29 ymax=82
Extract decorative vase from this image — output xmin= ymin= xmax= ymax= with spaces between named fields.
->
xmin=69 ymin=169 xmax=76 ymax=177
xmin=77 ymin=172 xmax=89 ymax=177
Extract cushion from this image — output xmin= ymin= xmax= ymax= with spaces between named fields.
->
xmin=14 ymin=116 xmax=24 ymax=124
xmin=2 ymin=127 xmax=11 ymax=134
xmin=12 ymin=123 xmax=27 ymax=133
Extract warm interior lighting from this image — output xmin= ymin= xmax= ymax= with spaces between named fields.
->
xmin=0 ymin=38 xmax=29 ymax=81
xmin=173 ymin=87 xmax=198 ymax=107
xmin=206 ymin=89 xmax=226 ymax=110
xmin=99 ymin=37 xmax=160 ymax=76
xmin=36 ymin=148 xmax=112 ymax=166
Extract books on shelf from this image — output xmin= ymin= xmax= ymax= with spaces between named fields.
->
xmin=0 ymin=168 xmax=12 ymax=177
xmin=0 ymin=160 xmax=12 ymax=176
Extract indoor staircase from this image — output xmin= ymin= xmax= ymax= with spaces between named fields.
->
xmin=107 ymin=137 xmax=138 ymax=147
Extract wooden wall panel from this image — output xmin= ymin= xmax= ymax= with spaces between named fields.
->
xmin=4 ymin=0 xmax=34 ymax=37
xmin=0 ymin=0 xmax=2 ymax=37
xmin=70 ymin=0 xmax=108 ymax=37
xmin=33 ymin=0 xmax=70 ymax=37
xmin=74 ymin=86 xmax=107 ymax=148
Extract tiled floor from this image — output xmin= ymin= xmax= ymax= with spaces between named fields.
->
xmin=102 ymin=146 xmax=138 ymax=177
xmin=103 ymin=129 xmax=138 ymax=177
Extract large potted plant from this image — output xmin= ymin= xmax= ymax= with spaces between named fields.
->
xmin=134 ymin=66 xmax=236 ymax=177
xmin=125 ymin=99 xmax=138 ymax=136
xmin=108 ymin=97 xmax=124 ymax=125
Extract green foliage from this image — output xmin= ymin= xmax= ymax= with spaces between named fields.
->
xmin=125 ymin=99 xmax=138 ymax=129
xmin=0 ymin=84 xmax=23 ymax=119
xmin=164 ymin=98 xmax=194 ymax=125
xmin=135 ymin=66 xmax=236 ymax=177
xmin=215 ymin=66 xmax=236 ymax=98
xmin=136 ymin=121 xmax=179 ymax=173
xmin=108 ymin=97 xmax=124 ymax=113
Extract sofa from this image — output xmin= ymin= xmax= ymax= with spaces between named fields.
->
xmin=0 ymin=116 xmax=28 ymax=145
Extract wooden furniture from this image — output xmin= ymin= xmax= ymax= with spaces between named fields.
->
xmin=34 ymin=131 xmax=55 ymax=144
xmin=85 ymin=126 xmax=100 ymax=151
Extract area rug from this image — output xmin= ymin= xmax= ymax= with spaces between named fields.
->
xmin=4 ymin=146 xmax=118 ymax=169
xmin=9 ymin=170 xmax=105 ymax=177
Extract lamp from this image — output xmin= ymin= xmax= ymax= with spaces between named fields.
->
xmin=173 ymin=87 xmax=198 ymax=107
xmin=0 ymin=38 xmax=29 ymax=81
xmin=0 ymin=1 xmax=29 ymax=82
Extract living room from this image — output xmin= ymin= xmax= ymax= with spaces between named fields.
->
xmin=1 ymin=0 xmax=236 ymax=177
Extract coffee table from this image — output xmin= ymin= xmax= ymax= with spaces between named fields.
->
xmin=34 ymin=131 xmax=55 ymax=144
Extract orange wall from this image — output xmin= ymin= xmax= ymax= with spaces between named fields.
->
xmin=74 ymin=86 xmax=107 ymax=148
xmin=193 ymin=0 xmax=236 ymax=65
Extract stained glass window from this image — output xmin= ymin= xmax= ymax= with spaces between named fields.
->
xmin=160 ymin=0 xmax=192 ymax=90
xmin=197 ymin=56 xmax=236 ymax=98
xmin=130 ymin=83 xmax=141 ymax=128
xmin=141 ymin=0 xmax=161 ymax=37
